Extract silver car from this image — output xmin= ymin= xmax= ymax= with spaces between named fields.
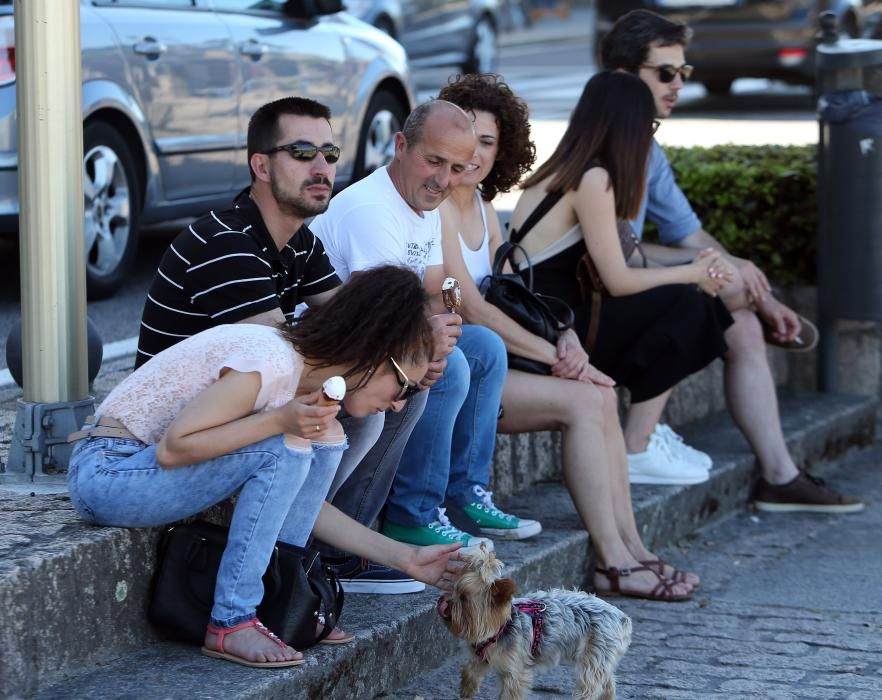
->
xmin=0 ymin=0 xmax=413 ymax=298
xmin=345 ymin=0 xmax=501 ymax=73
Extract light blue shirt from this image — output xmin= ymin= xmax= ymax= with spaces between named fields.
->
xmin=630 ymin=140 xmax=702 ymax=244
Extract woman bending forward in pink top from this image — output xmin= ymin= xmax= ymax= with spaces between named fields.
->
xmin=67 ymin=266 xmax=462 ymax=668
xmin=437 ymin=74 xmax=697 ymax=601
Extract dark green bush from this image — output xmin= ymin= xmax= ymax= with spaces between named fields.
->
xmin=645 ymin=144 xmax=817 ymax=286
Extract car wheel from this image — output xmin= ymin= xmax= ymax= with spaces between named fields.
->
xmin=353 ymin=89 xmax=407 ymax=181
xmin=82 ymin=121 xmax=141 ymax=300
xmin=703 ymin=78 xmax=733 ymax=97
xmin=463 ymin=15 xmax=497 ymax=74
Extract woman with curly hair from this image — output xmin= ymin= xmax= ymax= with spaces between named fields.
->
xmin=437 ymin=73 xmax=697 ymax=601
xmin=66 ymin=266 xmax=463 ymax=668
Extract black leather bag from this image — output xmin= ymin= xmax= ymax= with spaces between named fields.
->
xmin=148 ymin=521 xmax=343 ymax=649
xmin=480 ymin=240 xmax=574 ymax=375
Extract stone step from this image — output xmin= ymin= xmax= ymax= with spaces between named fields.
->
xmin=5 ymin=392 xmax=872 ymax=699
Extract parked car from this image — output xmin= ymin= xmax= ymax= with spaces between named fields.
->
xmin=595 ymin=0 xmax=882 ymax=96
xmin=0 ymin=0 xmax=414 ymax=298
xmin=344 ymin=0 xmax=501 ymax=73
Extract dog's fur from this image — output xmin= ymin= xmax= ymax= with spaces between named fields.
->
xmin=437 ymin=547 xmax=631 ymax=700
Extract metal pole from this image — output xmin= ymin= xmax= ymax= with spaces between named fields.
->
xmin=3 ymin=0 xmax=93 ymax=484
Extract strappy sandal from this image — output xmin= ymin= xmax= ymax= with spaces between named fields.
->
xmin=201 ymin=618 xmax=305 ymax=668
xmin=639 ymin=559 xmax=700 ymax=588
xmin=317 ymin=614 xmax=355 ymax=645
xmin=594 ymin=566 xmax=693 ymax=602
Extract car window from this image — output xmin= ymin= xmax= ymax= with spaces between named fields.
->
xmin=210 ymin=1 xmax=285 ymax=12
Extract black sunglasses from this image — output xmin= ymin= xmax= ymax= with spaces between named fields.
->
xmin=262 ymin=140 xmax=341 ymax=164
xmin=388 ymin=355 xmax=422 ymax=401
xmin=641 ymin=63 xmax=694 ymax=84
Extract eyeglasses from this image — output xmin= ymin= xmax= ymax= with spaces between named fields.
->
xmin=262 ymin=140 xmax=341 ymax=164
xmin=388 ymin=356 xmax=422 ymax=401
xmin=641 ymin=63 xmax=694 ymax=84
xmin=651 ymin=119 xmax=661 ymax=135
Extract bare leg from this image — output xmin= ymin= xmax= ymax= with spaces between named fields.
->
xmin=623 ymin=390 xmax=671 ymax=454
xmin=723 ymin=310 xmax=798 ymax=484
xmin=499 ymin=371 xmax=692 ymax=596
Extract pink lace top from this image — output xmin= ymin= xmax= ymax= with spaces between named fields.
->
xmin=97 ymin=324 xmax=303 ymax=444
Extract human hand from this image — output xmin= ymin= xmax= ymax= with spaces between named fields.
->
xmin=428 ymin=313 xmax=463 ymax=360
xmin=755 ymin=296 xmax=801 ymax=343
xmin=578 ymin=361 xmax=616 ymax=387
xmin=278 ymin=388 xmax=341 ymax=439
xmin=734 ymin=258 xmax=771 ymax=306
xmin=401 ymin=542 xmax=465 ymax=591
xmin=419 ymin=357 xmax=447 ymax=389
xmin=691 ymin=252 xmax=734 ymax=296
xmin=551 ymin=329 xmax=589 ymax=380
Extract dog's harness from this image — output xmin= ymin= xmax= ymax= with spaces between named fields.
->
xmin=473 ymin=600 xmax=546 ymax=662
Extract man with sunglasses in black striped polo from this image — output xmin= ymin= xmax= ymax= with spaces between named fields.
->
xmin=599 ymin=10 xmax=862 ymax=515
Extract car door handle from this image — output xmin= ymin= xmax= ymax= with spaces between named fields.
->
xmin=133 ymin=37 xmax=167 ymax=58
xmin=239 ymin=40 xmax=268 ymax=60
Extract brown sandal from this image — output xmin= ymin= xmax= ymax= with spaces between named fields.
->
xmin=639 ymin=559 xmax=700 ymax=588
xmin=594 ymin=566 xmax=693 ymax=602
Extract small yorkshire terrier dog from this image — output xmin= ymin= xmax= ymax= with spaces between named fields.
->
xmin=437 ymin=547 xmax=631 ymax=700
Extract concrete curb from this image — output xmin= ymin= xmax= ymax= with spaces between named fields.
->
xmin=3 ymin=392 xmax=872 ymax=699
xmin=498 ymin=7 xmax=592 ymax=49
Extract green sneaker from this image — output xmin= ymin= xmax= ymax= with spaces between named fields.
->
xmin=382 ymin=507 xmax=494 ymax=553
xmin=462 ymin=486 xmax=543 ymax=540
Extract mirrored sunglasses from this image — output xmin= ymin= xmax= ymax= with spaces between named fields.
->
xmin=263 ymin=140 xmax=341 ymax=163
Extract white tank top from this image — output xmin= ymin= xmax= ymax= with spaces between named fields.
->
xmin=457 ymin=192 xmax=493 ymax=288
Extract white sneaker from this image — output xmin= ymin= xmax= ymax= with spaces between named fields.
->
xmin=655 ymin=424 xmax=713 ymax=470
xmin=628 ymin=433 xmax=709 ymax=485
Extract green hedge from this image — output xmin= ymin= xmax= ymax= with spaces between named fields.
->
xmin=645 ymin=144 xmax=817 ymax=286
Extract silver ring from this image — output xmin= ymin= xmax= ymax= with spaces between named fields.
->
xmin=315 ymin=425 xmax=321 ymax=433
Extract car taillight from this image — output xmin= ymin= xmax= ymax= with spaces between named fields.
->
xmin=0 ymin=16 xmax=14 ymax=86
xmin=778 ymin=48 xmax=807 ymax=67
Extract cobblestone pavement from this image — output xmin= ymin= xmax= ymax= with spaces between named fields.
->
xmin=383 ymin=443 xmax=882 ymax=699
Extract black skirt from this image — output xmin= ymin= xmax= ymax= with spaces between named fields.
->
xmin=574 ymin=284 xmax=733 ymax=403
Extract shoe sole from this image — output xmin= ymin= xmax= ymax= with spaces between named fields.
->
xmin=339 ymin=579 xmax=427 ymax=594
xmin=753 ymin=501 xmax=864 ymax=514
xmin=629 ymin=473 xmax=709 ymax=486
xmin=478 ymin=522 xmax=543 ymax=540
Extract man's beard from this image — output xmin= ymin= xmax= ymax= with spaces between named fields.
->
xmin=271 ymin=175 xmax=332 ymax=219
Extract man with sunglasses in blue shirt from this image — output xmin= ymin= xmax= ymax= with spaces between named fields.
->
xmin=599 ymin=10 xmax=862 ymax=514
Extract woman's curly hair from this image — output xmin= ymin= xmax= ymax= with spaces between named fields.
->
xmin=281 ymin=265 xmax=434 ymax=388
xmin=438 ymin=74 xmax=536 ymax=202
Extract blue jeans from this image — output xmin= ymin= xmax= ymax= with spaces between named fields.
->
xmin=385 ymin=325 xmax=507 ymax=527
xmin=67 ymin=433 xmax=346 ymax=628
xmin=319 ymin=389 xmax=429 ymax=559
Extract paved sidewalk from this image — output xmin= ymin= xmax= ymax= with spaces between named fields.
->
xmin=499 ymin=4 xmax=593 ymax=48
xmin=385 ymin=443 xmax=882 ymax=699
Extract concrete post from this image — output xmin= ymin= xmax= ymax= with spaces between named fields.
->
xmin=2 ymin=0 xmax=94 ymax=485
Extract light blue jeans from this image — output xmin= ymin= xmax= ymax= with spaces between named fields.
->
xmin=67 ymin=433 xmax=346 ymax=628
xmin=385 ymin=325 xmax=507 ymax=527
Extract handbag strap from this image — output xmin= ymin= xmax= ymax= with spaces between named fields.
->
xmin=492 ymin=240 xmax=534 ymax=291
xmin=508 ymin=190 xmax=564 ymax=246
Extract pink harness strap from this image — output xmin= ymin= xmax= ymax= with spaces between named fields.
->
xmin=473 ymin=600 xmax=546 ymax=662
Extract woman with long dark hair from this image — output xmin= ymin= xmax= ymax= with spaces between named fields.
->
xmin=66 ymin=266 xmax=461 ymax=668
xmin=437 ymin=73 xmax=698 ymax=601
xmin=510 ymin=71 xmax=735 ymax=489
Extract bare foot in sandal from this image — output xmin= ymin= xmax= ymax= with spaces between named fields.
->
xmin=639 ymin=557 xmax=701 ymax=588
xmin=203 ymin=619 xmax=304 ymax=668
xmin=594 ymin=561 xmax=693 ymax=601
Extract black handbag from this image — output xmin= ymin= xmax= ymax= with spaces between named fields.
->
xmin=480 ymin=240 xmax=574 ymax=375
xmin=480 ymin=188 xmax=575 ymax=375
xmin=148 ymin=521 xmax=343 ymax=649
